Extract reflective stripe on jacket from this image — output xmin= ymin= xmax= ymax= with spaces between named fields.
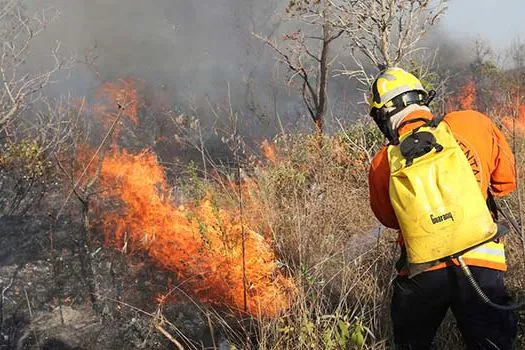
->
xmin=368 ymin=109 xmax=517 ymax=273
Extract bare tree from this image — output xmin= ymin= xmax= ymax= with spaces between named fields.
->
xmin=0 ymin=96 xmax=84 ymax=215
xmin=234 ymin=0 xmax=282 ymax=124
xmin=333 ymin=0 xmax=447 ymax=86
xmin=256 ymin=1 xmax=344 ymax=134
xmin=0 ymin=0 xmax=65 ymax=133
xmin=509 ymin=36 xmax=525 ymax=72
xmin=0 ymin=0 xmax=75 ymax=216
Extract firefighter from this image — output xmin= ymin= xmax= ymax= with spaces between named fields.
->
xmin=367 ymin=67 xmax=518 ymax=349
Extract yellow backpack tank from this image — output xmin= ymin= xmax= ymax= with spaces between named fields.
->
xmin=387 ymin=117 xmax=497 ymax=270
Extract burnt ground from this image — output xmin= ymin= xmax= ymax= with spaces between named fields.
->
xmin=5 ymin=214 xmax=521 ymax=349
xmin=0 ymin=215 xmax=230 ymax=350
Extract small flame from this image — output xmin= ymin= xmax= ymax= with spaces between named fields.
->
xmin=458 ymin=79 xmax=476 ymax=110
xmin=260 ymin=139 xmax=276 ymax=163
xmin=502 ymin=105 xmax=525 ymax=136
xmin=91 ymin=79 xmax=141 ymax=146
xmin=97 ymin=149 xmax=295 ymax=317
xmin=96 ymin=79 xmax=140 ymax=124
xmin=445 ymin=78 xmax=525 ymax=136
xmin=447 ymin=78 xmax=477 ymax=111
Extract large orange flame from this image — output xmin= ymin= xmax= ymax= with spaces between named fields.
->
xmin=97 ymin=149 xmax=295 ymax=317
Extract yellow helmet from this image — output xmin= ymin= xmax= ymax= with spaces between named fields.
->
xmin=369 ymin=67 xmax=427 ymax=110
xmin=369 ymin=67 xmax=435 ymax=145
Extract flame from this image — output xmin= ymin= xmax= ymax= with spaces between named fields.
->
xmin=260 ymin=139 xmax=276 ymax=163
xmin=91 ymin=79 xmax=141 ymax=145
xmin=458 ymin=79 xmax=477 ymax=110
xmin=447 ymin=78 xmax=477 ymax=111
xmin=445 ymin=78 xmax=525 ymax=136
xmin=502 ymin=105 xmax=525 ymax=136
xmin=97 ymin=149 xmax=295 ymax=317
xmin=95 ymin=78 xmax=140 ymax=124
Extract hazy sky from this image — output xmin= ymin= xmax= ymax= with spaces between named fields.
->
xmin=443 ymin=0 xmax=525 ymax=53
xmin=26 ymin=0 xmax=525 ymax=132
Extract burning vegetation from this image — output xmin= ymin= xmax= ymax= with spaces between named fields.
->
xmin=0 ymin=60 xmax=522 ymax=349
xmin=446 ymin=75 xmax=525 ymax=137
xmin=98 ymin=148 xmax=295 ymax=317
xmin=74 ymin=80 xmax=296 ymax=318
xmin=2 ymin=69 xmax=524 ymax=349
xmin=2 ymin=1 xmax=525 ymax=349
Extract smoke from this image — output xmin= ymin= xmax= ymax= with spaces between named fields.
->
xmin=26 ymin=0 xmax=370 ymax=138
xmin=30 ymin=1 xmax=272 ymax=109
xmin=24 ymin=0 xmax=484 ymax=143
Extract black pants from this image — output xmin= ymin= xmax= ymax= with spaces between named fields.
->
xmin=391 ymin=266 xmax=517 ymax=349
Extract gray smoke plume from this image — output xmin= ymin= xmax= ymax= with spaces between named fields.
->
xmin=24 ymin=0 xmax=476 ymax=147
xmin=26 ymin=0 xmax=371 ymax=138
xmin=31 ymin=1 xmax=277 ymax=115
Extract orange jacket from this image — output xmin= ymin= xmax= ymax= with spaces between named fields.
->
xmin=368 ymin=109 xmax=517 ymax=271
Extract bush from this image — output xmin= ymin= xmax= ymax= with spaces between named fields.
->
xmin=0 ymin=138 xmax=54 ymax=215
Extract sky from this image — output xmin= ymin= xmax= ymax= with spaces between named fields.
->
xmin=442 ymin=0 xmax=525 ymax=55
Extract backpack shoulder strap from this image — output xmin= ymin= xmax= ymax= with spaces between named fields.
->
xmin=397 ymin=114 xmax=446 ymax=133
xmin=427 ymin=114 xmax=446 ymax=128
xmin=397 ymin=117 xmax=430 ymax=131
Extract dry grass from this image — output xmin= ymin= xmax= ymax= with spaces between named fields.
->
xmin=248 ymin=132 xmax=392 ymax=349
xmin=164 ymin=118 xmax=525 ymax=349
xmin=191 ymin=120 xmax=525 ymax=350
xmin=190 ymin=126 xmax=394 ymax=349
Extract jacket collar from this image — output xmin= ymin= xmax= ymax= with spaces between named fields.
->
xmin=396 ymin=109 xmax=434 ymax=137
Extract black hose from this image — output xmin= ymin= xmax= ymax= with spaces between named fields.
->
xmin=458 ymin=256 xmax=525 ymax=311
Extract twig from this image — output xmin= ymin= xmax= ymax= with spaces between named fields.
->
xmin=94 ymin=294 xmax=155 ymax=317
xmin=54 ymin=153 xmax=86 ymax=203
xmin=514 ymin=81 xmax=525 ymax=261
xmin=154 ymin=310 xmax=200 ymax=350
xmin=154 ymin=323 xmax=185 ymax=350
xmin=237 ymin=162 xmax=248 ymax=315
xmin=335 ymin=117 xmax=375 ymax=164
xmin=23 ymin=287 xmax=32 ymax=319
xmin=1 ymin=276 xmax=14 ymax=325
xmin=55 ymin=104 xmax=126 ymax=220
xmin=207 ymin=313 xmax=217 ymax=350
xmin=230 ymin=84 xmax=248 ymax=314
xmin=198 ymin=123 xmax=207 ymax=182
